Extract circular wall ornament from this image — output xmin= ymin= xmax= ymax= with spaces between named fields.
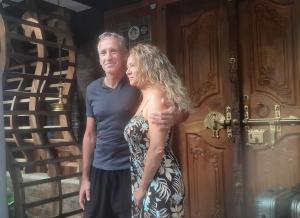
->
xmin=128 ymin=25 xmax=140 ymax=41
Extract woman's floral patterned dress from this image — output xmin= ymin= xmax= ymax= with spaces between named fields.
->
xmin=124 ymin=114 xmax=184 ymax=218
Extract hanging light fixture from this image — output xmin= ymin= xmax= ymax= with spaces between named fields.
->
xmin=50 ymin=0 xmax=69 ymax=111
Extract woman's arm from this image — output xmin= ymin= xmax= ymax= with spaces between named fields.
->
xmin=135 ymin=91 xmax=169 ymax=206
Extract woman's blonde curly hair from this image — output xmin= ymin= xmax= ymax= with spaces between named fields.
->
xmin=130 ymin=43 xmax=191 ymax=112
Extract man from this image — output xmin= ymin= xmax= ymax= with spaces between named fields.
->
xmin=79 ymin=32 xmax=183 ymax=218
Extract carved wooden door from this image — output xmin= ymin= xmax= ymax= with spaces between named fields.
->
xmin=239 ymin=0 xmax=300 ymax=217
xmin=167 ymin=0 xmax=300 ymax=217
xmin=167 ymin=1 xmax=242 ymax=218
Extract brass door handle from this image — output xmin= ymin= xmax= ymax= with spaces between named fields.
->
xmin=204 ymin=106 xmax=239 ymax=138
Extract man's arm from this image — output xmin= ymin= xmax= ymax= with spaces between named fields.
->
xmin=79 ymin=117 xmax=96 ymax=210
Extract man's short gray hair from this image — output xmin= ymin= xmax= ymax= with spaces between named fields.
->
xmin=98 ymin=32 xmax=128 ymax=51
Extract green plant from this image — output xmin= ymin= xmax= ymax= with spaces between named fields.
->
xmin=7 ymin=192 xmax=15 ymax=218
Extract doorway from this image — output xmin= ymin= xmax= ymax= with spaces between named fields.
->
xmin=167 ymin=0 xmax=300 ymax=217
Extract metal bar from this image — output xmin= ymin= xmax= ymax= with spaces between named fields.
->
xmin=8 ymin=33 xmax=76 ymax=51
xmin=4 ymin=110 xmax=70 ymax=116
xmin=8 ymin=142 xmax=75 ymax=152
xmin=5 ymin=127 xmax=71 ymax=134
xmin=3 ymin=97 xmax=61 ymax=104
xmin=243 ymin=118 xmax=300 ymax=125
xmin=15 ymin=155 xmax=82 ymax=167
xmin=21 ymin=172 xmax=81 ymax=187
xmin=11 ymin=52 xmax=75 ymax=66
xmin=3 ymin=90 xmax=68 ymax=98
xmin=279 ymin=119 xmax=300 ymax=124
xmin=4 ymin=72 xmax=73 ymax=83
xmin=24 ymin=191 xmax=79 ymax=209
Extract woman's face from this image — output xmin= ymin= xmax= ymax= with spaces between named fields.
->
xmin=126 ymin=55 xmax=141 ymax=87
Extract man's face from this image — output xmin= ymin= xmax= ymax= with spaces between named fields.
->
xmin=98 ymin=37 xmax=127 ymax=76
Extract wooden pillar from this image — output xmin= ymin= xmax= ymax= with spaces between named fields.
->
xmin=0 ymin=5 xmax=9 ymax=218
xmin=0 ymin=75 xmax=8 ymax=218
xmin=0 ymin=82 xmax=8 ymax=218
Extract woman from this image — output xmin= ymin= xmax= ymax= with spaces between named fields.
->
xmin=124 ymin=43 xmax=191 ymax=218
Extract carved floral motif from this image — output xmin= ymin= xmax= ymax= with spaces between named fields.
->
xmin=254 ymin=3 xmax=295 ymax=103
xmin=187 ymin=134 xmax=224 ymax=217
xmin=183 ymin=12 xmax=219 ymax=107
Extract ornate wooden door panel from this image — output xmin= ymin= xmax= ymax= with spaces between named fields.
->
xmin=168 ymin=1 xmax=241 ymax=218
xmin=240 ymin=0 xmax=300 ymax=217
xmin=168 ymin=0 xmax=300 ymax=217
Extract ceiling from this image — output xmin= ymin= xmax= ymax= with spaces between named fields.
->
xmin=0 ymin=0 xmax=144 ymax=52
xmin=1 ymin=0 xmax=142 ymax=12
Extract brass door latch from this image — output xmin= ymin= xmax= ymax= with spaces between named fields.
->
xmin=204 ymin=106 xmax=238 ymax=138
xmin=243 ymin=98 xmax=300 ymax=149
xmin=204 ymin=96 xmax=300 ymax=149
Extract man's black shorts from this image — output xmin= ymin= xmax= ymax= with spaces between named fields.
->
xmin=84 ymin=167 xmax=131 ymax=218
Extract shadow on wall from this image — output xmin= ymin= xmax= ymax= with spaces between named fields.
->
xmin=76 ymin=41 xmax=103 ymax=102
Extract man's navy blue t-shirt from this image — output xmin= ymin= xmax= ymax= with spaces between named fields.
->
xmin=85 ymin=76 xmax=140 ymax=170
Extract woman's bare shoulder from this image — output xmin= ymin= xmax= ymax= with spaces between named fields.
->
xmin=150 ymin=87 xmax=165 ymax=98
xmin=148 ymin=87 xmax=168 ymax=111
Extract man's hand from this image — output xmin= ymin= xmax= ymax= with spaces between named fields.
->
xmin=79 ymin=179 xmax=91 ymax=210
xmin=149 ymin=98 xmax=187 ymax=130
xmin=149 ymin=106 xmax=176 ymax=130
